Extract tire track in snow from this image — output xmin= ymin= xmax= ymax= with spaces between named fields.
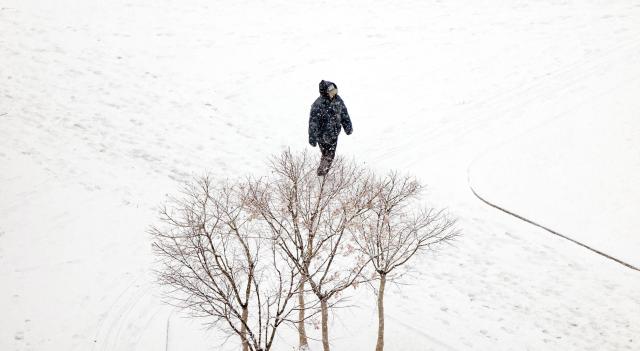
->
xmin=467 ymin=168 xmax=640 ymax=273
xmin=91 ymin=274 xmax=159 ymax=351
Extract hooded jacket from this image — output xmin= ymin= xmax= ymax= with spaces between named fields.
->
xmin=309 ymin=80 xmax=353 ymax=146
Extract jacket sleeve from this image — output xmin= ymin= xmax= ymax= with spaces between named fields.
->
xmin=309 ymin=104 xmax=319 ymax=145
xmin=340 ymin=100 xmax=353 ymax=135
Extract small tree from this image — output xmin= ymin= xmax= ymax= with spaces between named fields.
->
xmin=150 ymin=176 xmax=299 ymax=351
xmin=351 ymin=172 xmax=459 ymax=351
xmin=245 ymin=150 xmax=377 ymax=351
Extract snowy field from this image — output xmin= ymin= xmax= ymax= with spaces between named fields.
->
xmin=2 ymin=0 xmax=640 ymax=350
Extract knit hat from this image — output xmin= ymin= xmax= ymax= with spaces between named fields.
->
xmin=319 ymin=80 xmax=338 ymax=98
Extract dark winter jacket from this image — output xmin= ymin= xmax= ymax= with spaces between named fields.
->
xmin=309 ymin=80 xmax=353 ymax=146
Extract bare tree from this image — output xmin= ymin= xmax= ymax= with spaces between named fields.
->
xmin=150 ymin=176 xmax=299 ymax=351
xmin=245 ymin=150 xmax=377 ymax=351
xmin=351 ymin=172 xmax=459 ymax=351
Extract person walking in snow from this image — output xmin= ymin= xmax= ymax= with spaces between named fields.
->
xmin=308 ymin=80 xmax=353 ymax=176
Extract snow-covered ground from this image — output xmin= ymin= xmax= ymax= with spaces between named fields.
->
xmin=470 ymin=78 xmax=640 ymax=268
xmin=2 ymin=0 xmax=640 ymax=350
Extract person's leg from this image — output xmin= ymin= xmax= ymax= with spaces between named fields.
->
xmin=319 ymin=143 xmax=328 ymax=157
xmin=324 ymin=142 xmax=336 ymax=167
xmin=317 ymin=141 xmax=337 ymax=176
xmin=317 ymin=143 xmax=329 ymax=176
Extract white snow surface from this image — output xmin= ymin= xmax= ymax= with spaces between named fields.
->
xmin=470 ymin=79 xmax=640 ymax=268
xmin=2 ymin=0 xmax=640 ymax=350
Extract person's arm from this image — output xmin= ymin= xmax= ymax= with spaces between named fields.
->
xmin=340 ymin=100 xmax=353 ymax=135
xmin=309 ymin=104 xmax=319 ymax=146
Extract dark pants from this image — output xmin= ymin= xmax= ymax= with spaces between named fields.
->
xmin=317 ymin=141 xmax=337 ymax=176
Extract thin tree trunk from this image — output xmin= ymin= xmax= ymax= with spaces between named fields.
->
xmin=241 ymin=306 xmax=249 ymax=351
xmin=320 ymin=297 xmax=330 ymax=351
xmin=375 ymin=273 xmax=386 ymax=351
xmin=298 ymin=279 xmax=309 ymax=349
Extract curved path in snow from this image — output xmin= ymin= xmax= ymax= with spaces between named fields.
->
xmin=464 ymin=67 xmax=640 ymax=274
xmin=467 ymin=171 xmax=640 ymax=273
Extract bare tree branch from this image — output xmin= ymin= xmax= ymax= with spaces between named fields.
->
xmin=151 ymin=175 xmax=299 ymax=351
xmin=350 ymin=172 xmax=460 ymax=351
